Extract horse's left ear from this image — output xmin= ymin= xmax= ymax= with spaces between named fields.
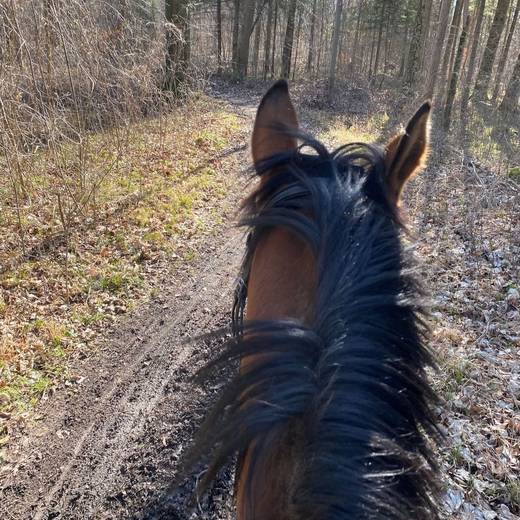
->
xmin=252 ymin=80 xmax=299 ymax=167
xmin=384 ymin=101 xmax=431 ymax=204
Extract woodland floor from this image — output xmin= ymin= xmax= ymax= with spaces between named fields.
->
xmin=0 ymin=81 xmax=519 ymax=519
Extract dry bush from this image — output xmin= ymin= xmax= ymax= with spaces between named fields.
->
xmin=0 ymin=0 xmax=195 ymax=270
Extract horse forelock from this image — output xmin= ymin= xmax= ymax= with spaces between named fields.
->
xmin=182 ymin=137 xmax=441 ymax=520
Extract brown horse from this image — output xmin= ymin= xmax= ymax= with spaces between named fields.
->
xmin=183 ymin=80 xmax=440 ymax=520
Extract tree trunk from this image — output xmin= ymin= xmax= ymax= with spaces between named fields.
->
xmin=232 ymin=0 xmax=240 ymax=74
xmin=281 ymin=0 xmax=297 ymax=78
xmin=460 ymin=0 xmax=486 ymax=137
xmin=446 ymin=0 xmax=466 ymax=92
xmin=368 ymin=26 xmax=376 ymax=79
xmin=271 ymin=0 xmax=278 ymax=77
xmin=373 ymin=0 xmax=385 ymax=77
xmin=421 ymin=0 xmax=434 ymax=68
xmin=425 ymin=0 xmax=451 ymax=97
xmin=492 ymin=0 xmax=520 ymax=101
xmin=307 ymin=0 xmax=318 ymax=73
xmin=405 ymin=0 xmax=425 ymax=86
xmin=165 ymin=0 xmax=190 ymax=90
xmin=237 ymin=0 xmax=256 ymax=78
xmin=251 ymin=0 xmax=263 ymax=76
xmin=216 ymin=0 xmax=222 ymax=71
xmin=292 ymin=8 xmax=303 ymax=80
xmin=348 ymin=0 xmax=363 ymax=75
xmin=443 ymin=4 xmax=471 ymax=131
xmin=499 ymin=49 xmax=520 ymax=113
xmin=263 ymin=0 xmax=273 ymax=79
xmin=474 ymin=0 xmax=511 ymax=97
xmin=399 ymin=0 xmax=413 ymax=78
xmin=338 ymin=2 xmax=350 ymax=73
xmin=328 ymin=0 xmax=343 ymax=91
xmin=316 ymin=0 xmax=327 ymax=77
xmin=383 ymin=3 xmax=394 ymax=75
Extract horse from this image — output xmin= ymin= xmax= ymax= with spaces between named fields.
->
xmin=181 ymin=80 xmax=441 ymax=519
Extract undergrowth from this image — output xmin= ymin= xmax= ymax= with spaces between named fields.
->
xmin=0 ymin=97 xmax=245 ymax=441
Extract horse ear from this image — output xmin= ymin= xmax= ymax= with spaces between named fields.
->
xmin=384 ymin=101 xmax=431 ymax=204
xmin=252 ymin=80 xmax=299 ymax=166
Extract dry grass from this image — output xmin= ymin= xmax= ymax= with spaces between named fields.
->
xmin=0 ymin=96 xmax=247 ymax=448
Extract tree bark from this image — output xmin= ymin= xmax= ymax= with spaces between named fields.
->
xmin=425 ymin=0 xmax=451 ymax=98
xmin=216 ymin=0 xmax=222 ymax=71
xmin=436 ymin=0 xmax=464 ymax=102
xmin=232 ymin=0 xmax=240 ymax=74
xmin=316 ymin=0 xmax=327 ymax=77
xmin=292 ymin=8 xmax=303 ymax=80
xmin=251 ymin=0 xmax=263 ymax=76
xmin=405 ymin=0 xmax=425 ymax=86
xmin=263 ymin=0 xmax=273 ymax=79
xmin=307 ymin=0 xmax=318 ymax=73
xmin=399 ymin=0 xmax=413 ymax=78
xmin=373 ymin=0 xmax=385 ymax=77
xmin=270 ymin=0 xmax=278 ymax=77
xmin=328 ymin=0 xmax=343 ymax=90
xmin=421 ymin=0 xmax=434 ymax=68
xmin=443 ymin=3 xmax=471 ymax=131
xmin=237 ymin=0 xmax=256 ymax=78
xmin=447 ymin=0 xmax=467 ymax=90
xmin=499 ymin=49 xmax=520 ymax=113
xmin=474 ymin=0 xmax=511 ymax=97
xmin=460 ymin=0 xmax=486 ymax=137
xmin=281 ymin=0 xmax=297 ymax=78
xmin=492 ymin=0 xmax=520 ymax=101
xmin=348 ymin=0 xmax=363 ymax=75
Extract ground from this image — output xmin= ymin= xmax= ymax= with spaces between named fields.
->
xmin=0 ymin=81 xmax=519 ymax=519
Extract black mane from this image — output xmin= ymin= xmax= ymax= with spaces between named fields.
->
xmin=181 ymin=137 xmax=441 ymax=519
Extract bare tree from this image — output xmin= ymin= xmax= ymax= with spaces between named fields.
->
xmin=328 ymin=0 xmax=344 ymax=91
xmin=263 ymin=0 xmax=274 ymax=78
xmin=281 ymin=0 xmax=297 ymax=78
xmin=437 ymin=0 xmax=464 ymax=103
xmin=251 ymin=0 xmax=264 ymax=76
xmin=474 ymin=0 xmax=511 ymax=98
xmin=492 ymin=0 xmax=520 ymax=101
xmin=307 ymin=0 xmax=318 ymax=73
xmin=405 ymin=0 xmax=425 ymax=87
xmin=443 ymin=0 xmax=471 ymax=131
xmin=499 ymin=49 xmax=520 ymax=113
xmin=216 ymin=0 xmax=222 ymax=71
xmin=460 ymin=0 xmax=486 ymax=136
xmin=237 ymin=0 xmax=256 ymax=78
xmin=425 ymin=0 xmax=451 ymax=98
xmin=232 ymin=0 xmax=240 ymax=73
xmin=270 ymin=0 xmax=279 ymax=76
xmin=348 ymin=0 xmax=363 ymax=75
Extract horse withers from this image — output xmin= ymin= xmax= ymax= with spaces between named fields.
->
xmin=182 ymin=80 xmax=440 ymax=520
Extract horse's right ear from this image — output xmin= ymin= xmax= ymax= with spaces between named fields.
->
xmin=384 ymin=101 xmax=431 ymax=204
xmin=252 ymin=80 xmax=299 ymax=167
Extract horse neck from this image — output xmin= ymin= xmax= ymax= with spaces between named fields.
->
xmin=237 ymin=228 xmax=316 ymax=520
xmin=236 ymin=420 xmax=306 ymax=520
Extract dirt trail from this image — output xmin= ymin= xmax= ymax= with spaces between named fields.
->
xmin=1 ymin=89 xmax=262 ymax=520
xmin=1 ymin=223 xmax=243 ymax=519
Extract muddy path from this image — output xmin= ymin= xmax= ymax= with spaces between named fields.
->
xmin=1 ymin=223 xmax=243 ymax=520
